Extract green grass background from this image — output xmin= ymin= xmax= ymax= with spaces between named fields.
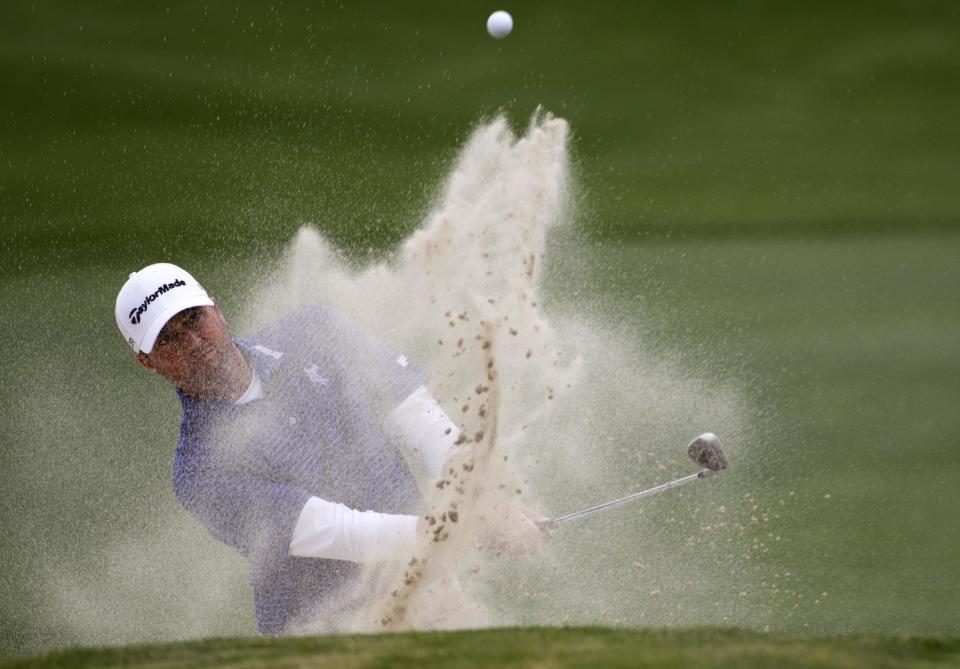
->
xmin=3 ymin=628 xmax=960 ymax=669
xmin=1 ymin=0 xmax=958 ymax=658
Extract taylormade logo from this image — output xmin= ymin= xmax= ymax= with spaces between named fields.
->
xmin=128 ymin=278 xmax=187 ymax=325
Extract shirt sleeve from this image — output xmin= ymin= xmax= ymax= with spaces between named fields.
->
xmin=384 ymin=385 xmax=464 ymax=477
xmin=173 ymin=455 xmax=311 ymax=576
xmin=289 ymin=496 xmax=419 ymax=562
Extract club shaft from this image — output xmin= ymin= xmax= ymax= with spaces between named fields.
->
xmin=545 ymin=469 xmax=715 ymax=527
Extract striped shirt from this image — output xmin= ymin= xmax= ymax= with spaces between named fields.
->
xmin=172 ymin=304 xmax=424 ymax=634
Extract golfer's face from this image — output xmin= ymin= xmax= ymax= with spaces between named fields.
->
xmin=145 ymin=305 xmax=234 ymax=391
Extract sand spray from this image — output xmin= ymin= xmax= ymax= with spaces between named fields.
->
xmin=246 ymin=111 xmax=753 ymax=632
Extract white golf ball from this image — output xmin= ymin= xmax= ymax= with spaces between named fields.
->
xmin=486 ymin=10 xmax=513 ymax=39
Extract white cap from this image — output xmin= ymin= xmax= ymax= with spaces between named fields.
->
xmin=115 ymin=263 xmax=214 ymax=354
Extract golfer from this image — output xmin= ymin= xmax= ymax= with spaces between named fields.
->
xmin=116 ymin=262 xmax=546 ymax=634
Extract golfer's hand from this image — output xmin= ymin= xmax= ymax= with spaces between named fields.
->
xmin=478 ymin=504 xmax=552 ymax=558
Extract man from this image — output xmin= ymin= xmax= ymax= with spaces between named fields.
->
xmin=115 ymin=262 xmax=546 ymax=634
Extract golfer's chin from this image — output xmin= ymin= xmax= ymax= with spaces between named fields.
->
xmin=178 ymin=361 xmax=231 ymax=399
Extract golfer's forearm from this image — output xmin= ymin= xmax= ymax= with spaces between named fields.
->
xmin=289 ymin=496 xmax=418 ymax=562
xmin=385 ymin=385 xmax=463 ymax=477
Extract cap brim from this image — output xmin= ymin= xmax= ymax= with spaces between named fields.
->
xmin=139 ymin=295 xmax=216 ymax=354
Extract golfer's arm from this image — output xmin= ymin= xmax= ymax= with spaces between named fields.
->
xmin=290 ymin=387 xmax=458 ymax=562
xmin=384 ymin=385 xmax=464 ymax=477
xmin=289 ymin=496 xmax=420 ymax=562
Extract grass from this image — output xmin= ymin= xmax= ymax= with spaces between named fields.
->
xmin=2 ymin=0 xmax=958 ymax=266
xmin=2 ymin=628 xmax=959 ymax=669
xmin=575 ymin=236 xmax=960 ymax=634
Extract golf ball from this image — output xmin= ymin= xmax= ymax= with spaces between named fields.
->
xmin=487 ymin=10 xmax=513 ymax=39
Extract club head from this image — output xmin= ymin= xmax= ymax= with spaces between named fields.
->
xmin=687 ymin=432 xmax=728 ymax=471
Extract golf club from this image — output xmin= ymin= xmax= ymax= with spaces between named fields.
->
xmin=537 ymin=432 xmax=728 ymax=530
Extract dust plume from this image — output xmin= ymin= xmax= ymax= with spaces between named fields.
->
xmin=246 ymin=110 xmax=753 ymax=632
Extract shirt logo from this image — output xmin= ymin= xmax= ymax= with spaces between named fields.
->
xmin=128 ymin=278 xmax=187 ymax=325
xmin=304 ymin=364 xmax=329 ymax=386
xmin=252 ymin=344 xmax=284 ymax=360
xmin=396 ymin=355 xmax=409 ymax=368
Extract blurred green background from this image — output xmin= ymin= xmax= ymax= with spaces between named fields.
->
xmin=1 ymin=0 xmax=958 ymax=656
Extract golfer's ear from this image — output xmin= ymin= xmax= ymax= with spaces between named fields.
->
xmin=136 ymin=351 xmax=155 ymax=372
